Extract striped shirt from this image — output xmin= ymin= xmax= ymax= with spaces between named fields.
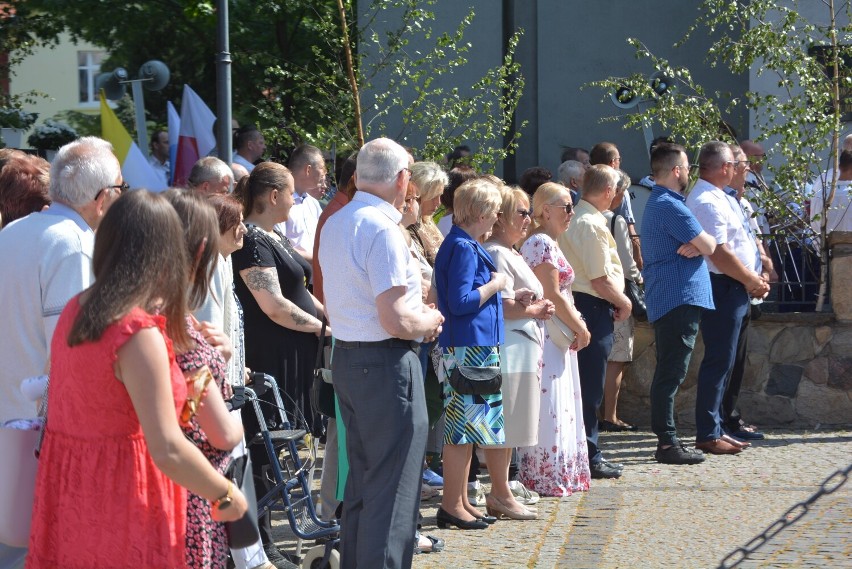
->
xmin=640 ymin=185 xmax=714 ymax=322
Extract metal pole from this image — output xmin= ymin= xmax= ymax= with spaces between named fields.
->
xmin=131 ymin=80 xmax=149 ymax=152
xmin=216 ymin=0 xmax=232 ymax=166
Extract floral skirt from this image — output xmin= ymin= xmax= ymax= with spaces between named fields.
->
xmin=441 ymin=346 xmax=505 ymax=446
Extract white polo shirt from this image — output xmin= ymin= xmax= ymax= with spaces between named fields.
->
xmin=279 ymin=192 xmax=322 ymax=253
xmin=318 ymin=191 xmax=422 ymax=342
xmin=0 ymin=204 xmax=95 ymax=422
xmin=686 ymin=178 xmax=757 ymax=275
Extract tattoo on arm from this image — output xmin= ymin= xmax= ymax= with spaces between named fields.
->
xmin=289 ymin=306 xmax=311 ymax=326
xmin=245 ymin=268 xmax=282 ymax=295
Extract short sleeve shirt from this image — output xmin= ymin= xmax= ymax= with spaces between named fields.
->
xmin=318 ymin=191 xmax=422 ymax=341
xmin=686 ymin=178 xmax=757 ymax=275
xmin=558 ymin=199 xmax=624 ymax=298
xmin=641 ymin=185 xmax=713 ymax=322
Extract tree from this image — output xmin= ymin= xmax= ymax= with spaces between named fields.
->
xmin=592 ymin=0 xmax=852 ymax=311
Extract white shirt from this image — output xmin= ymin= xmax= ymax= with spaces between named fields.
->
xmin=279 ymin=192 xmax=322 ymax=253
xmin=686 ymin=178 xmax=757 ymax=275
xmin=232 ymin=153 xmax=255 ymax=173
xmin=319 ymin=191 xmax=422 ymax=342
xmin=0 ymin=204 xmax=95 ymax=422
xmin=809 ymin=175 xmax=852 ymax=235
xmin=148 ymin=154 xmax=170 ymax=188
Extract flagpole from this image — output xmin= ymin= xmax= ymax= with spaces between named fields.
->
xmin=216 ymin=0 xmax=233 ymax=166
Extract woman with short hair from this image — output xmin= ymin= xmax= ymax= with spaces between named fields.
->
xmin=517 ymin=182 xmax=592 ymax=497
xmin=433 ymin=178 xmax=508 ymax=529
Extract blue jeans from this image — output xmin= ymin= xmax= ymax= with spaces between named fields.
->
xmin=650 ymin=305 xmax=703 ymax=446
xmin=695 ymin=275 xmax=749 ymax=442
xmin=573 ymin=292 xmax=615 ymax=464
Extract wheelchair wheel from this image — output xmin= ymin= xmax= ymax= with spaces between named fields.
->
xmin=302 ymin=544 xmax=340 ymax=569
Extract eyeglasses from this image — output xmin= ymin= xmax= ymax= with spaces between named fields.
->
xmin=516 ymin=209 xmax=532 ymax=218
xmin=94 ymin=182 xmax=129 ymax=201
xmin=732 ymin=160 xmax=750 ymax=169
xmin=404 ymin=195 xmax=420 ymax=203
xmin=674 ymin=164 xmax=691 ymax=172
xmin=398 ymin=167 xmax=412 ymax=178
xmin=546 ymin=203 xmax=573 ymax=214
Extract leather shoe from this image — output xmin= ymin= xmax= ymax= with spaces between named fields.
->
xmin=436 ymin=507 xmax=488 ymax=530
xmin=728 ymin=425 xmax=765 ymax=440
xmin=590 ymin=460 xmax=623 ymax=479
xmin=721 ymin=434 xmax=750 ymax=449
xmin=602 ymin=459 xmax=624 ymax=470
xmin=695 ymin=438 xmax=743 ymax=455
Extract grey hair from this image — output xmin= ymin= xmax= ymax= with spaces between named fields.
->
xmin=355 ymin=138 xmax=409 ymax=187
xmin=188 ymin=156 xmax=234 ymax=192
xmin=49 ymin=137 xmax=120 ymax=207
xmin=698 ymin=140 xmax=733 ymax=170
xmin=411 ymin=161 xmax=449 ymax=202
xmin=616 ymin=169 xmax=631 ymax=192
xmin=557 ymin=160 xmax=585 ymax=186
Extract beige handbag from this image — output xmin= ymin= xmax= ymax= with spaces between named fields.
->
xmin=545 ymin=315 xmax=576 ymax=351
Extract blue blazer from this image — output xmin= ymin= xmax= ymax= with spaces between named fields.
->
xmin=434 ymin=225 xmax=504 ymax=347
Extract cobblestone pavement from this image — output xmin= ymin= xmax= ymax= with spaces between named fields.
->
xmin=273 ymin=428 xmax=852 ymax=569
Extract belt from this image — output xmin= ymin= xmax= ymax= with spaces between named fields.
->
xmin=709 ymin=272 xmax=745 ymax=288
xmin=335 ymin=338 xmax=420 ymax=351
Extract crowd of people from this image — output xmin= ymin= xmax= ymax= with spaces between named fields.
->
xmin=0 ymin=127 xmax=798 ymax=569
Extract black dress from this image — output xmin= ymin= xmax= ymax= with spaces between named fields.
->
xmin=232 ymin=224 xmax=319 ymax=427
xmin=231 ymin=224 xmax=320 ymax=545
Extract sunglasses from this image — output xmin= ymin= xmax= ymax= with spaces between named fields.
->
xmin=516 ymin=209 xmax=532 ymax=218
xmin=547 ymin=203 xmax=573 ymax=214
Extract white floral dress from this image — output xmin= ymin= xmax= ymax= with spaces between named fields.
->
xmin=517 ymin=233 xmax=591 ymax=497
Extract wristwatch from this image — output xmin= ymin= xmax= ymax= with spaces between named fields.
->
xmin=213 ymin=481 xmax=233 ymax=510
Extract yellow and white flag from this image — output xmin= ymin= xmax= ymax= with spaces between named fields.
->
xmin=100 ymin=91 xmax=166 ymax=191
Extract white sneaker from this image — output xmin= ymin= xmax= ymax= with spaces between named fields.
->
xmin=467 ymin=480 xmax=485 ymax=506
xmin=509 ymin=480 xmax=540 ymax=505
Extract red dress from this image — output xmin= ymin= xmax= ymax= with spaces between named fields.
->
xmin=27 ymin=299 xmax=189 ymax=569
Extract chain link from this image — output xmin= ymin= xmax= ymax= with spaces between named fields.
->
xmin=717 ymin=462 xmax=851 ymax=569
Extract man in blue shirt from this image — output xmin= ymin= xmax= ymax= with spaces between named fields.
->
xmin=641 ymin=143 xmax=716 ymax=465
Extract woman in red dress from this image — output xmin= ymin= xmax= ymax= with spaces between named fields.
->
xmin=26 ymin=190 xmax=248 ymax=569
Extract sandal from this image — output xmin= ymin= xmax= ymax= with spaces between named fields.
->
xmin=414 ymin=533 xmax=445 ymax=554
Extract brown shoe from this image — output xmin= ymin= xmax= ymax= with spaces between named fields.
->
xmin=695 ymin=438 xmax=743 ymax=455
xmin=721 ymin=434 xmax=750 ymax=449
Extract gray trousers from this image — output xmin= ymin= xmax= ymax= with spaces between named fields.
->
xmin=333 ymin=342 xmax=427 ymax=569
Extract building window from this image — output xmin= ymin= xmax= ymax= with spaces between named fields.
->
xmin=78 ymin=51 xmax=106 ymax=105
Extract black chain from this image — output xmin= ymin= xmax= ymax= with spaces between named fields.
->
xmin=717 ymin=462 xmax=851 ymax=569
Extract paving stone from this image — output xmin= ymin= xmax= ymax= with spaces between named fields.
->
xmin=270 ymin=429 xmax=852 ymax=568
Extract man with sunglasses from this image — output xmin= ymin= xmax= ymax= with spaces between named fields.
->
xmin=0 ymin=137 xmax=122 ymax=565
xmin=686 ymin=141 xmax=770 ymax=456
xmin=559 ymin=164 xmax=633 ymax=479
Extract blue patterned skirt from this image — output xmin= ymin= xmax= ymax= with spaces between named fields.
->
xmin=441 ymin=346 xmax=505 ymax=445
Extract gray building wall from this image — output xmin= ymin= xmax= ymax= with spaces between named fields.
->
xmin=359 ymin=0 xmax=748 ymax=182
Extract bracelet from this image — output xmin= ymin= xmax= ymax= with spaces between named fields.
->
xmin=213 ymin=480 xmax=234 ymax=510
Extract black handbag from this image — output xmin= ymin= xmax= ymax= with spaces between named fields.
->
xmin=224 ymin=454 xmax=260 ymax=548
xmin=625 ymin=278 xmax=648 ymax=322
xmin=311 ymin=317 xmax=336 ymax=418
xmin=448 ymin=364 xmax=502 ymax=395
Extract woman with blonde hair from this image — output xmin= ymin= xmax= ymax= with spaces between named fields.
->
xmin=408 ymin=161 xmax=449 ymax=267
xmin=433 ymin=178 xmax=506 ymax=529
xmin=517 ymin=182 xmax=592 ymax=496
xmin=484 ymin=186 xmax=556 ymax=518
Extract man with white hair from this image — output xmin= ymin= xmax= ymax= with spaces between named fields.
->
xmin=557 ymin=159 xmax=584 ymax=204
xmin=187 ymin=156 xmax=234 ymax=195
xmin=0 ymin=137 xmax=122 ymax=567
xmin=319 ymin=137 xmax=444 ymax=569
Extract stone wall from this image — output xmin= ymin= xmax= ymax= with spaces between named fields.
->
xmin=620 ymin=232 xmax=852 ymax=428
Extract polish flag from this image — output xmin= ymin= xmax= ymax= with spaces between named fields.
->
xmin=173 ymin=84 xmax=216 ymax=187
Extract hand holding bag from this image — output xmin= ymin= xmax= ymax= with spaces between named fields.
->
xmin=224 ymin=453 xmax=260 ymax=548
xmin=311 ymin=317 xmax=336 ymax=418
xmin=624 ymin=278 xmax=648 ymax=322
